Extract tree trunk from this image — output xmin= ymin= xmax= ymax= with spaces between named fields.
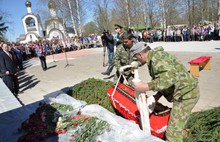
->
xmin=59 ymin=0 xmax=67 ymax=38
xmin=207 ymin=0 xmax=209 ymax=21
xmin=192 ymin=0 xmax=195 ymax=25
xmin=125 ymin=0 xmax=131 ymax=28
xmin=76 ymin=0 xmax=82 ymax=37
xmin=159 ymin=0 xmax=166 ymax=28
xmin=142 ymin=0 xmax=147 ymax=28
xmin=218 ymin=0 xmax=220 ymax=23
xmin=188 ymin=0 xmax=191 ymax=26
xmin=67 ymin=0 xmax=78 ymax=36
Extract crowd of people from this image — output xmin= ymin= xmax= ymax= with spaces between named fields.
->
xmin=136 ymin=22 xmax=220 ymax=43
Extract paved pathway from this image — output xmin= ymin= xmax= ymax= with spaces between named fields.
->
xmin=16 ymin=41 xmax=220 ymax=112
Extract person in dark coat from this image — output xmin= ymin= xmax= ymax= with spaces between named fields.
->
xmin=35 ymin=43 xmax=47 ymax=71
xmin=11 ymin=43 xmax=23 ymax=70
xmin=105 ymin=31 xmax=115 ymax=65
xmin=0 ymin=43 xmax=19 ymax=95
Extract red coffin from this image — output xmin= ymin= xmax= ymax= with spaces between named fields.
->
xmin=107 ymin=83 xmax=170 ymax=139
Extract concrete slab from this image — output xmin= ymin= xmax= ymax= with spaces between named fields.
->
xmin=0 ymin=79 xmax=22 ymax=113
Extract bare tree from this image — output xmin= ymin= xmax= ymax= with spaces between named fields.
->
xmin=23 ymin=0 xmax=220 ymax=38
xmin=76 ymin=0 xmax=82 ymax=36
xmin=113 ymin=0 xmax=148 ymax=29
xmin=187 ymin=0 xmax=191 ymax=26
xmin=145 ymin=0 xmax=160 ymax=28
xmin=59 ymin=0 xmax=67 ymax=37
xmin=93 ymin=0 xmax=110 ymax=32
xmin=142 ymin=0 xmax=147 ymax=27
xmin=112 ymin=0 xmax=128 ymax=28
xmin=125 ymin=0 xmax=131 ymax=28
xmin=131 ymin=0 xmax=146 ymax=28
xmin=67 ymin=0 xmax=77 ymax=36
xmin=219 ymin=0 xmax=220 ymax=23
xmin=188 ymin=0 xmax=219 ymax=24
xmin=158 ymin=0 xmax=166 ymax=28
xmin=192 ymin=0 xmax=195 ymax=25
xmin=37 ymin=0 xmax=87 ymax=36
xmin=83 ymin=21 xmax=98 ymax=36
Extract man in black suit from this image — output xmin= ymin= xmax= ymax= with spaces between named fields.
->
xmin=0 ymin=43 xmax=19 ymax=95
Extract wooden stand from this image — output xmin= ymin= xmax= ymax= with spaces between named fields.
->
xmin=188 ymin=56 xmax=211 ymax=77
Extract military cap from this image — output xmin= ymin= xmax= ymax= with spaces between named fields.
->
xmin=130 ymin=42 xmax=149 ymax=56
xmin=114 ymin=24 xmax=123 ymax=29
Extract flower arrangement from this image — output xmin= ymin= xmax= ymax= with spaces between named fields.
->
xmin=18 ymin=102 xmax=109 ymax=142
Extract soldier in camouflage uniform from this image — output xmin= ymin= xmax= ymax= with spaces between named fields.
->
xmin=113 ymin=32 xmax=136 ymax=84
xmin=130 ymin=42 xmax=200 ymax=142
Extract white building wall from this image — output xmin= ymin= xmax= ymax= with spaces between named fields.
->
xmin=46 ymin=20 xmax=65 ymax=39
xmin=20 ymin=33 xmax=39 ymax=43
xmin=48 ymin=30 xmax=63 ymax=40
xmin=22 ymin=15 xmax=42 ymax=35
xmin=27 ymin=7 xmax=32 ymax=13
xmin=21 ymin=14 xmax=44 ymax=42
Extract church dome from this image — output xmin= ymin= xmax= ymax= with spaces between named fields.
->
xmin=48 ymin=0 xmax=57 ymax=9
xmin=25 ymin=0 xmax=31 ymax=7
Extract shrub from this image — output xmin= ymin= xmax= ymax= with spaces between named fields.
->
xmin=184 ymin=107 xmax=220 ymax=142
xmin=67 ymin=78 xmax=116 ymax=113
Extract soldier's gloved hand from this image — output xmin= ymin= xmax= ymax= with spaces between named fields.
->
xmin=119 ymin=68 xmax=124 ymax=74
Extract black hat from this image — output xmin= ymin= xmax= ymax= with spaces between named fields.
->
xmin=114 ymin=24 xmax=123 ymax=29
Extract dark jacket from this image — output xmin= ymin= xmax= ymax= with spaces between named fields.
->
xmin=0 ymin=51 xmax=17 ymax=75
xmin=106 ymin=34 xmax=114 ymax=52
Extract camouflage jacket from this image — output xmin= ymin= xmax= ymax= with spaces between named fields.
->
xmin=113 ymin=44 xmax=134 ymax=83
xmin=114 ymin=44 xmax=132 ymax=71
xmin=116 ymin=32 xmax=124 ymax=46
xmin=146 ymin=47 xmax=198 ymax=101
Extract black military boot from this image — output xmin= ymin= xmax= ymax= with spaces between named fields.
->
xmin=101 ymin=71 xmax=110 ymax=75
xmin=101 ymin=63 xmax=114 ymax=76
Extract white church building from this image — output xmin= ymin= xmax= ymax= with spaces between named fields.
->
xmin=17 ymin=0 xmax=75 ymax=43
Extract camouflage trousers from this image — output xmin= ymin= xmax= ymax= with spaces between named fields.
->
xmin=166 ymin=86 xmax=200 ymax=142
